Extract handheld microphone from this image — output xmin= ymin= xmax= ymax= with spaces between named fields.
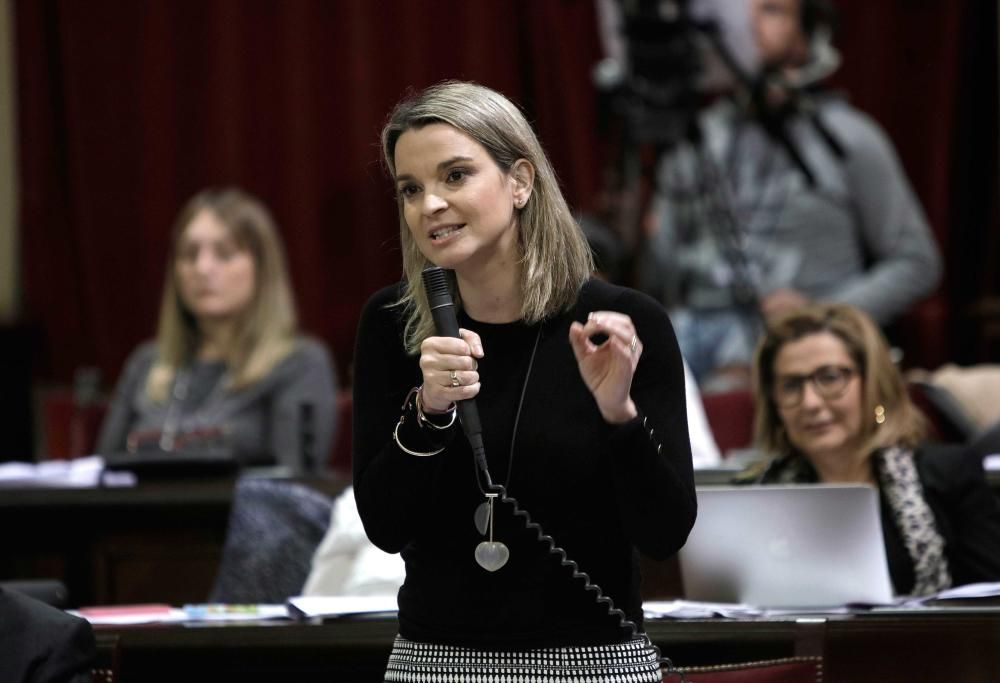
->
xmin=420 ymin=266 xmax=487 ymax=471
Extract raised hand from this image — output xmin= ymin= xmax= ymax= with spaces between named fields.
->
xmin=568 ymin=311 xmax=642 ymax=424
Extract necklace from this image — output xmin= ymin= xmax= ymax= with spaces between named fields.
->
xmin=158 ymin=369 xmax=192 ymax=451
xmin=157 ymin=364 xmax=228 ymax=451
xmin=472 ymin=324 xmax=543 ymax=572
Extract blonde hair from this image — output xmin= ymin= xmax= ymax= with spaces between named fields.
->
xmin=752 ymin=303 xmax=927 ymax=459
xmin=380 ymin=80 xmax=593 ymax=353
xmin=146 ymin=187 xmax=298 ymax=402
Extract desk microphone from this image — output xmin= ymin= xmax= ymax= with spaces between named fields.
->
xmin=420 ymin=266 xmax=487 ymax=472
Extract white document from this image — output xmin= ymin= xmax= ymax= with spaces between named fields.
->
xmin=643 ymin=600 xmax=763 ymax=619
xmin=0 ymin=456 xmax=135 ymax=488
xmin=70 ymin=605 xmax=188 ymax=625
xmin=287 ymin=595 xmax=399 ymax=619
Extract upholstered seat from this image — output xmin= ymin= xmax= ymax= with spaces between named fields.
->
xmin=701 ymin=389 xmax=756 ymax=456
xmin=209 ymin=477 xmax=333 ymax=603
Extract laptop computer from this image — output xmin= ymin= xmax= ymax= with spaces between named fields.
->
xmin=678 ymin=484 xmax=894 ymax=608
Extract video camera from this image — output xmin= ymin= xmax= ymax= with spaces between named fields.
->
xmin=593 ymin=0 xmax=709 ymax=149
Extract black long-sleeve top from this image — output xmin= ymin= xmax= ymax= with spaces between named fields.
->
xmin=352 ymin=278 xmax=696 ymax=649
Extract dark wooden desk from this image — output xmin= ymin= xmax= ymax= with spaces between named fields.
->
xmin=1 ymin=476 xmax=347 ymax=607
xmin=2 ymin=475 xmax=676 ymax=607
xmin=94 ymin=610 xmax=1000 ymax=683
xmin=5 ymin=469 xmax=997 ymax=607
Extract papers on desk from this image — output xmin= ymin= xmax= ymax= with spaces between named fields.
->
xmin=72 ymin=603 xmax=289 ymax=625
xmin=286 ymin=595 xmax=398 ymax=620
xmin=73 ymin=596 xmax=401 ymax=626
xmin=73 ymin=604 xmax=189 ymax=625
xmin=643 ymin=600 xmax=854 ymax=619
xmin=181 ymin=603 xmax=289 ymax=621
xmin=931 ymin=582 xmax=1000 ymax=600
xmin=900 ymin=581 xmax=1000 ymax=606
xmin=646 ymin=584 xmax=1000 ymax=620
xmin=644 ymin=600 xmax=761 ymax=619
xmin=0 ymin=455 xmax=135 ymax=488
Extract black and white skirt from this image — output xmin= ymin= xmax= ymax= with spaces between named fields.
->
xmin=384 ymin=634 xmax=662 ymax=683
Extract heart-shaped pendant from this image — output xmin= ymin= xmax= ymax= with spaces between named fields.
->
xmin=474 ymin=541 xmax=510 ymax=572
xmin=473 ymin=501 xmax=491 ymax=535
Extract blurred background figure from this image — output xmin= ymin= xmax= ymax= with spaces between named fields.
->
xmin=96 ymin=187 xmax=337 ymax=475
xmin=596 ymin=0 xmax=941 ymax=391
xmin=747 ymin=303 xmax=1000 ymax=596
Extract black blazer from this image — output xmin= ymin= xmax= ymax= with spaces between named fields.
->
xmin=883 ymin=443 xmax=1000 ymax=594
xmin=0 ymin=587 xmax=95 ymax=683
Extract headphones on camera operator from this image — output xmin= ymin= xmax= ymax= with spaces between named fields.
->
xmin=740 ymin=0 xmax=846 ymax=186
xmin=795 ymin=0 xmax=841 ymax=87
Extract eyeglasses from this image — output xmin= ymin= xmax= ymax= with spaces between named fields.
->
xmin=772 ymin=365 xmax=856 ymax=408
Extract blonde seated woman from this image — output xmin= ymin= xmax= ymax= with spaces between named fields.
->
xmin=748 ymin=303 xmax=1000 ymax=596
xmin=97 ymin=187 xmax=337 ymax=475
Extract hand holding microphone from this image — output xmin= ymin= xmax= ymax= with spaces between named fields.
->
xmin=420 ymin=267 xmax=486 ymax=459
xmin=418 ymin=331 xmax=483 ymax=413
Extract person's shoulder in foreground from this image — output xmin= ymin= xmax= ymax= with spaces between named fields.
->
xmin=915 ymin=441 xmax=1000 ymax=585
xmin=0 ymin=586 xmax=96 ymax=683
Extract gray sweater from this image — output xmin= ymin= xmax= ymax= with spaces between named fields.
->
xmin=96 ymin=337 xmax=337 ymax=475
xmin=643 ymin=95 xmax=942 ymax=323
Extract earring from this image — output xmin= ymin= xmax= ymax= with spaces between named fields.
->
xmin=874 ymin=404 xmax=886 ymax=425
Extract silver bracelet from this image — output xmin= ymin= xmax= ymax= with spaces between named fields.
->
xmin=416 ymin=386 xmax=457 ymax=431
xmin=393 ymin=416 xmax=445 ymax=457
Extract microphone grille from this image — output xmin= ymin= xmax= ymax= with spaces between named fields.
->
xmin=421 ymin=266 xmax=450 ymax=299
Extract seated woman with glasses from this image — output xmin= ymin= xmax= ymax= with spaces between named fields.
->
xmin=746 ymin=303 xmax=1000 ymax=596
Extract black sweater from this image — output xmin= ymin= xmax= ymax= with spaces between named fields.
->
xmin=352 ymin=279 xmax=696 ymax=649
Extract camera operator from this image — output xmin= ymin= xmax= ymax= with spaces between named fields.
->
xmin=638 ymin=0 xmax=941 ymax=391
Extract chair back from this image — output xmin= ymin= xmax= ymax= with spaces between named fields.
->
xmin=906 ymin=380 xmax=977 ymax=443
xmin=41 ymin=388 xmax=108 ymax=458
xmin=209 ymin=477 xmax=333 ymax=603
xmin=701 ymin=389 xmax=756 ymax=457
xmin=329 ymin=391 xmax=353 ymax=475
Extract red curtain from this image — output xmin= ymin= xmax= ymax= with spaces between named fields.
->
xmin=14 ymin=0 xmax=995 ymax=388
xmin=832 ymin=0 xmax=967 ymax=256
xmin=830 ymin=0 xmax=997 ymax=364
xmin=15 ymin=0 xmax=604 ymax=386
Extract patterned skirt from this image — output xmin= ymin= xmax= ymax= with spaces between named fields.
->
xmin=384 ymin=634 xmax=662 ymax=683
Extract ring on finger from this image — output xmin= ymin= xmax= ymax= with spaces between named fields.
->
xmin=449 ymin=370 xmax=461 ymax=387
xmin=629 ymin=335 xmax=638 ymax=354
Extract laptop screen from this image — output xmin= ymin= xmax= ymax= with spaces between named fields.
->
xmin=678 ymin=484 xmax=894 ymax=608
